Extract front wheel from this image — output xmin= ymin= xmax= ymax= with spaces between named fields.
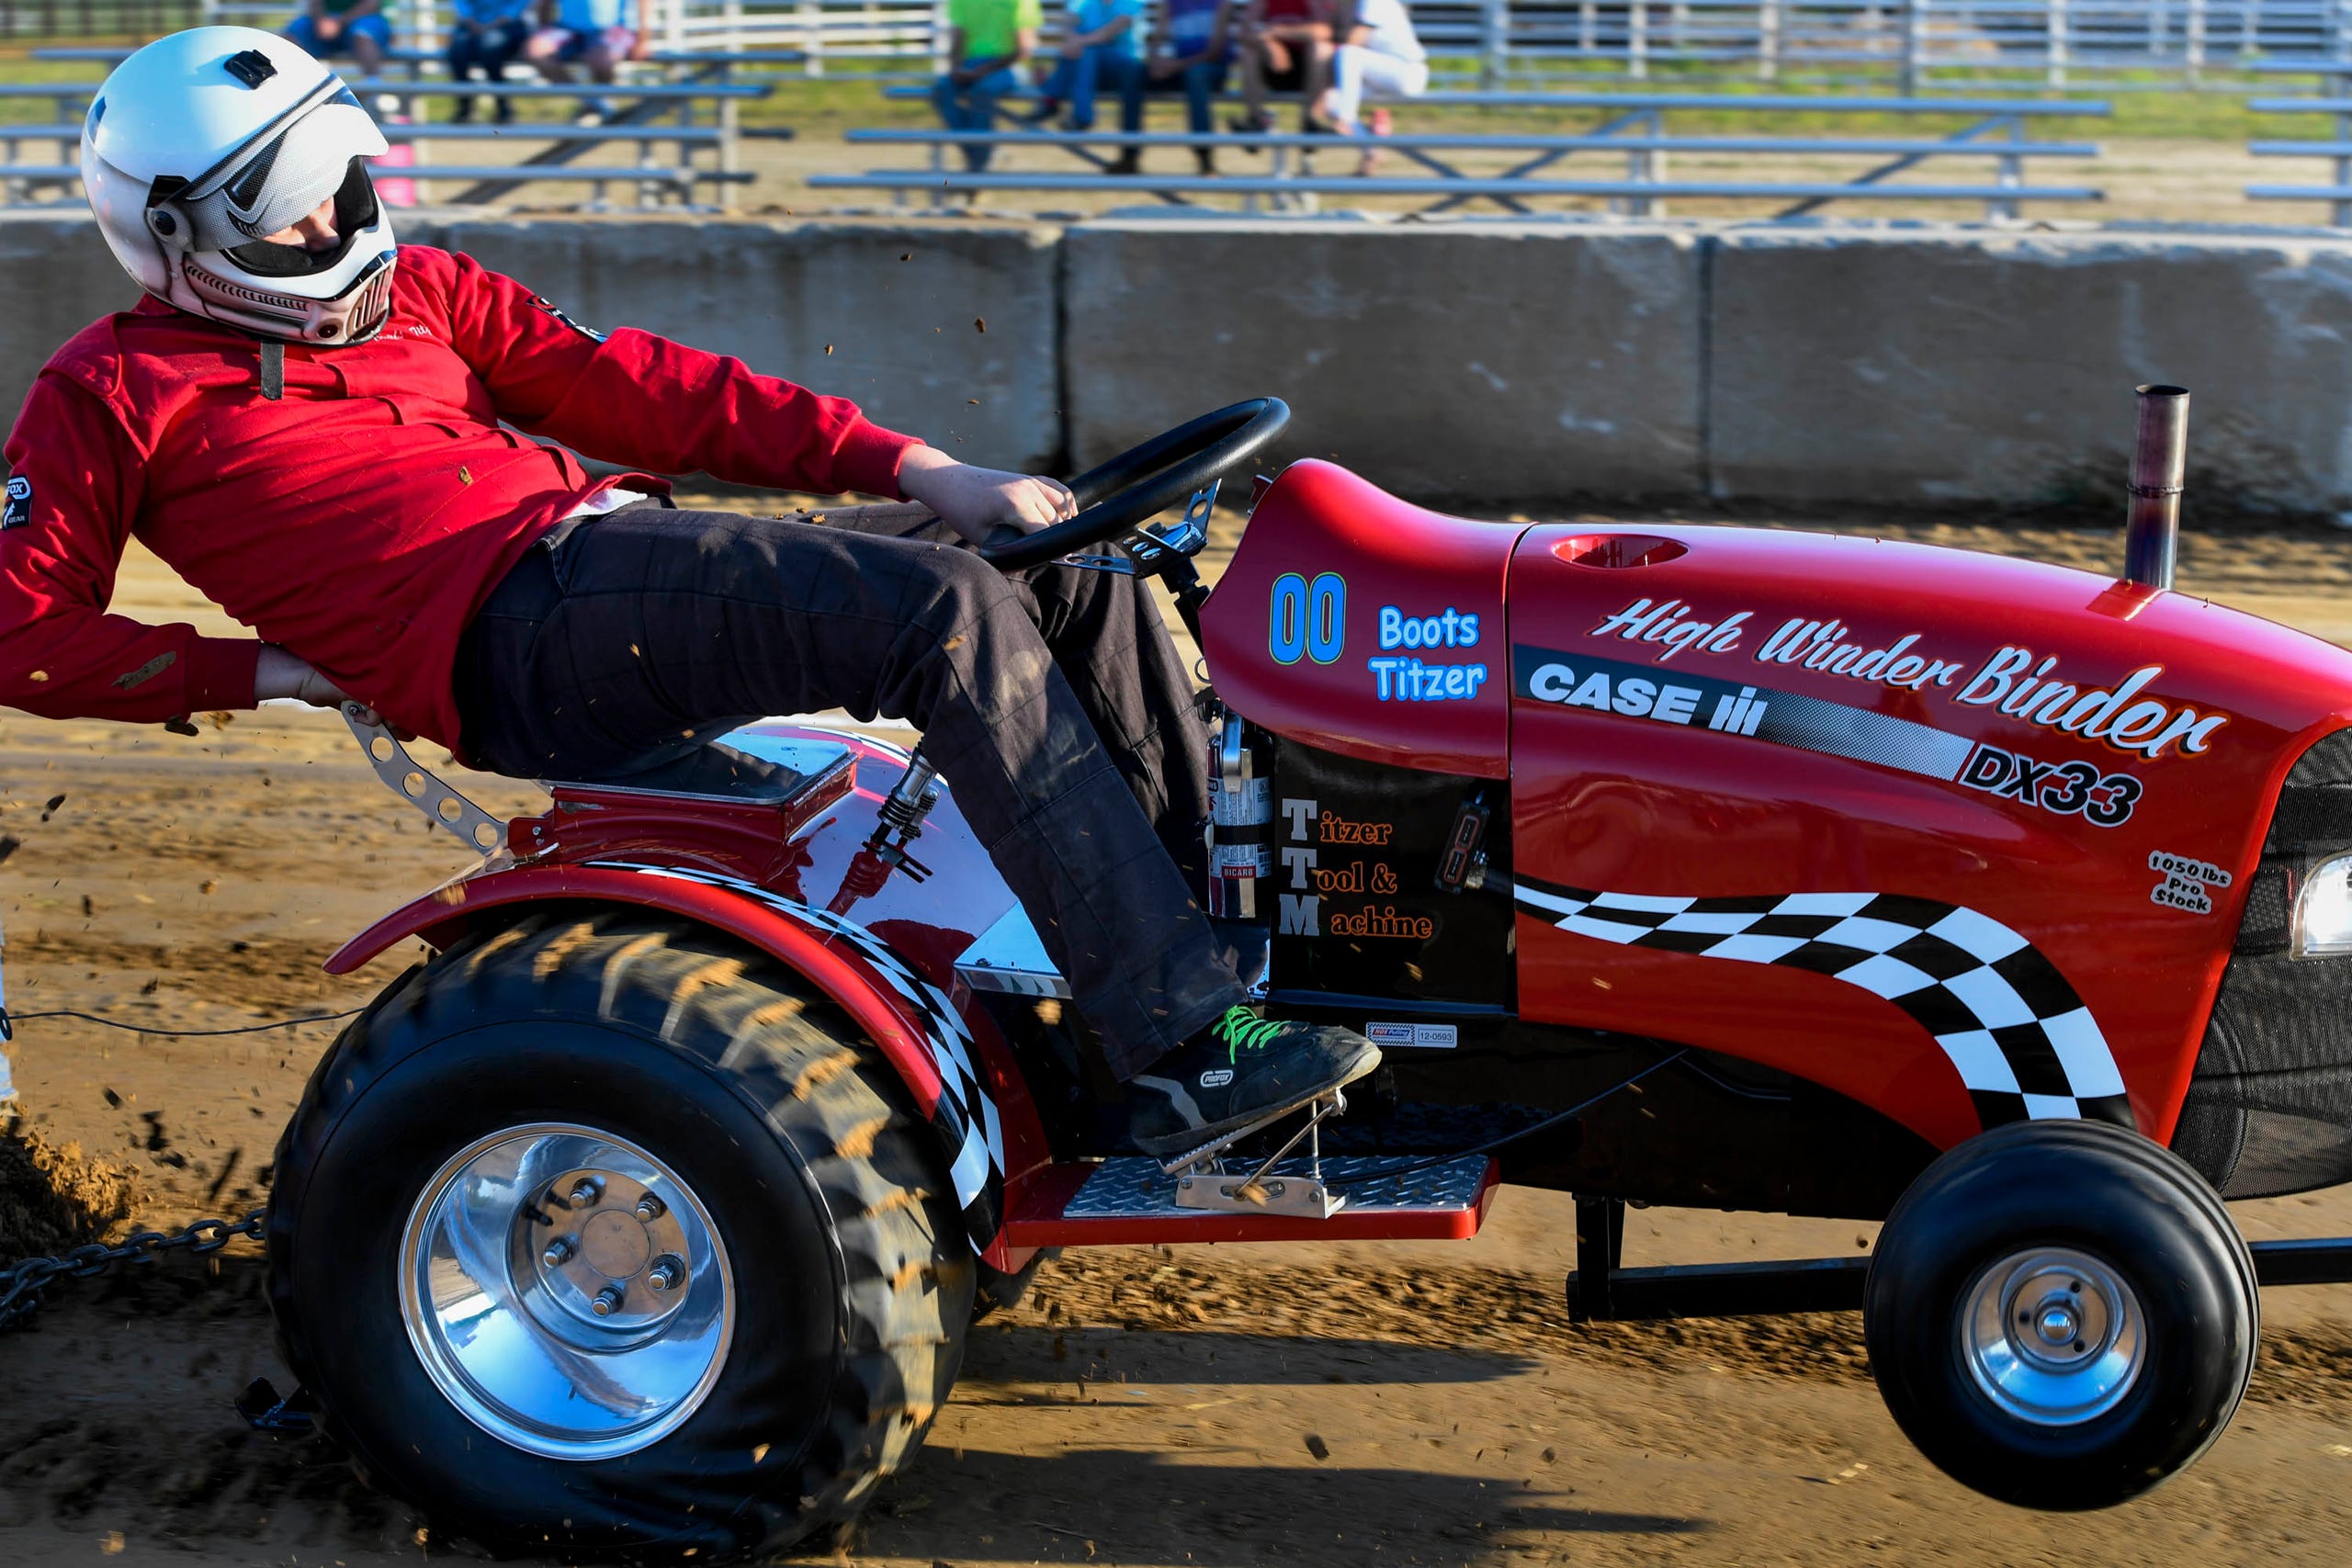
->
xmin=267 ymin=910 xmax=975 ymax=1562
xmin=1864 ymin=1118 xmax=2256 ymax=1510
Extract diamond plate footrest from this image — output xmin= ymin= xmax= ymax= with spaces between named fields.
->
xmin=1064 ymin=1155 xmax=1492 ymax=1221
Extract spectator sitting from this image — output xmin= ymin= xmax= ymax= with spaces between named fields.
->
xmin=1231 ymin=0 xmax=1329 ymax=134
xmin=447 ymin=0 xmax=535 ymax=123
xmin=931 ymin=0 xmax=1043 ymax=173
xmin=526 ymin=0 xmax=648 ymax=125
xmin=1317 ymin=0 xmax=1423 ymax=170
xmin=285 ymin=0 xmax=389 ymax=74
xmin=1111 ymin=0 xmax=1231 ymax=175
xmin=1020 ymin=0 xmax=1144 ymax=133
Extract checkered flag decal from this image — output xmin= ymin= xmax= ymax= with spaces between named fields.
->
xmin=599 ymin=862 xmax=1006 ymax=1252
xmin=1513 ymin=875 xmax=2134 ymax=1131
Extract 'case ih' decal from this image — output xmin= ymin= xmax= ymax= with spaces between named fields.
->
xmin=1512 ymin=875 xmax=2133 ymax=1132
xmin=594 ymin=862 xmax=1006 ymax=1254
xmin=1514 ymin=645 xmax=1977 ymax=782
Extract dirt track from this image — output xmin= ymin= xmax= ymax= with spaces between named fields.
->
xmin=7 ymin=513 xmax=2352 ymax=1565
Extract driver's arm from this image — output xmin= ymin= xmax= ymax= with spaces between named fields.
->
xmin=432 ymin=249 xmax=1070 ymax=536
xmin=439 ymin=248 xmax=920 ymax=500
xmin=0 ymin=375 xmax=262 ymax=723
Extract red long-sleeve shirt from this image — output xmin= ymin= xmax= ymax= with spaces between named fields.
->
xmin=0 ymin=244 xmax=919 ymax=756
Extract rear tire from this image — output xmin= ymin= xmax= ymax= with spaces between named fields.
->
xmin=267 ymin=909 xmax=974 ymax=1562
xmin=1864 ymin=1119 xmax=2256 ymax=1510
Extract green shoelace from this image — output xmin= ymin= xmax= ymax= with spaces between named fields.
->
xmin=1209 ymin=1004 xmax=1285 ymax=1060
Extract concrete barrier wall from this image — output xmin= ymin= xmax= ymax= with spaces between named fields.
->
xmin=0 ymin=215 xmax=1060 ymax=476
xmin=1058 ymin=220 xmax=1705 ymax=500
xmin=8 ymin=212 xmax=2352 ymax=515
xmin=441 ymin=218 xmax=1062 ymax=473
xmin=1708 ymin=228 xmax=2352 ymax=513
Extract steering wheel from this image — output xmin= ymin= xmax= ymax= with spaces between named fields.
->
xmin=976 ymin=398 xmax=1291 ymax=573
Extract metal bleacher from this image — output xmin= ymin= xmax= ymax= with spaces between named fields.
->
xmin=825 ymin=88 xmax=2109 ymax=219
xmin=2244 ymin=57 xmax=2352 ymax=227
xmin=4 ymin=43 xmax=778 ymax=211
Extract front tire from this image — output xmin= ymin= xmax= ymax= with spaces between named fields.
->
xmin=267 ymin=909 xmax=974 ymax=1562
xmin=1864 ymin=1119 xmax=2256 ymax=1510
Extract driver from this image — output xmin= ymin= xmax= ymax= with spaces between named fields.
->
xmin=0 ymin=28 xmax=1377 ymax=1157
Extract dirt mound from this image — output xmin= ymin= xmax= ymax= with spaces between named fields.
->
xmin=0 ymin=1110 xmax=142 ymax=1258
xmin=1020 ymin=1251 xmax=2352 ymax=1407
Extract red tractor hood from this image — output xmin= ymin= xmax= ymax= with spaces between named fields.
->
xmin=1203 ymin=464 xmax=2352 ymax=1146
xmin=1504 ymin=520 xmax=2352 ymax=1146
xmin=1200 ymin=460 xmax=1524 ymax=779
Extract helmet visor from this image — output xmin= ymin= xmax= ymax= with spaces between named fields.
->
xmin=172 ymin=88 xmax=385 ymax=252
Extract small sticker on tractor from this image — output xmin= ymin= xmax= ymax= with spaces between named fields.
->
xmin=1366 ymin=1021 xmax=1459 ymax=1049
xmin=2149 ymin=850 xmax=2231 ymax=914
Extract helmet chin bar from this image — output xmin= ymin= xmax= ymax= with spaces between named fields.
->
xmin=179 ymin=245 xmax=397 ymax=344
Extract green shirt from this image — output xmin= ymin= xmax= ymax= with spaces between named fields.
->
xmin=948 ymin=0 xmax=1041 ymax=62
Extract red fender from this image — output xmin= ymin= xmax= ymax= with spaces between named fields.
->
xmin=332 ymin=863 xmax=956 ymax=1116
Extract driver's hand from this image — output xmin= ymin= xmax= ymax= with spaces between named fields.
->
xmin=897 ymin=446 xmax=1079 ymax=547
xmin=254 ymin=644 xmax=355 ymax=709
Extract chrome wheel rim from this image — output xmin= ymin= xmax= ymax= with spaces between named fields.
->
xmin=399 ymin=1122 xmax=735 ymax=1461
xmin=1960 ymin=1246 xmax=2145 ymax=1427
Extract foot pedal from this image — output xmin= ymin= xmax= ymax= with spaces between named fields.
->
xmin=1166 ymin=1091 xmax=1349 ymax=1219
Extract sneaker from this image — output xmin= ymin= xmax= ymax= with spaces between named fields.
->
xmin=1127 ymin=1005 xmax=1381 ymax=1158
xmin=1226 ymin=110 xmax=1272 ymax=136
xmin=1108 ymin=148 xmax=1141 ymax=175
xmin=493 ymin=98 xmax=515 ymax=125
xmin=1193 ymin=147 xmax=1217 ymax=176
xmin=452 ymin=96 xmax=476 ymax=124
xmin=1015 ymin=97 xmax=1061 ymax=125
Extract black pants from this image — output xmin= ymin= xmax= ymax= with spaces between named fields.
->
xmin=448 ymin=20 xmax=527 ymax=84
xmin=454 ymin=503 xmax=1247 ymax=1077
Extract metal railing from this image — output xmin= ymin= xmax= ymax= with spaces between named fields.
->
xmin=0 ymin=63 xmax=769 ymax=210
xmin=2245 ymin=57 xmax=2352 ymax=220
xmin=17 ymin=0 xmax=2347 ymax=91
xmin=824 ymin=91 xmax=2107 ymax=217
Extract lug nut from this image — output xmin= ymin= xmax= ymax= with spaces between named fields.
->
xmin=635 ymin=1193 xmax=666 ymax=1222
xmin=591 ymin=1285 xmax=625 ymax=1317
xmin=567 ymin=1177 xmax=605 ymax=1207
xmin=543 ymin=1235 xmax=577 ymax=1267
xmin=647 ymin=1254 xmax=684 ymax=1292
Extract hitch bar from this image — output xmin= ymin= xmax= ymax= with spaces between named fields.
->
xmin=1566 ymin=1196 xmax=2352 ymax=1321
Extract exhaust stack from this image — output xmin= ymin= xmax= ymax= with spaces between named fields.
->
xmin=2124 ymin=384 xmax=2188 ymax=591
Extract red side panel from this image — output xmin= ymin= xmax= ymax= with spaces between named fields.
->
xmin=1199 ymin=460 xmax=1526 ymax=778
xmin=1504 ymin=524 xmax=2352 ymax=1149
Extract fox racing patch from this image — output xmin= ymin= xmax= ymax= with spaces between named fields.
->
xmin=533 ymin=296 xmax=607 ymax=344
xmin=2 ymin=476 xmax=30 ymax=530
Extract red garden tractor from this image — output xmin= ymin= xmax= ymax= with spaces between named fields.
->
xmin=267 ymin=391 xmax=2352 ymax=1561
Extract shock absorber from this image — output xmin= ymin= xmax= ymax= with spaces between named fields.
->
xmin=1204 ymin=707 xmax=1274 ymax=921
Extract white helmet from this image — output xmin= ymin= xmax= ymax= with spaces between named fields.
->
xmin=81 ymin=27 xmax=396 ymax=345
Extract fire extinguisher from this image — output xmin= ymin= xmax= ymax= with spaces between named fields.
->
xmin=1204 ymin=706 xmax=1273 ymax=921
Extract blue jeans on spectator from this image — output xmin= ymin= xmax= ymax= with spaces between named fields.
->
xmin=1120 ymin=57 xmax=1227 ymax=138
xmin=1033 ymin=45 xmax=1143 ymax=130
xmin=285 ymin=10 xmax=392 ymax=58
xmin=932 ymin=62 xmax=1021 ymax=170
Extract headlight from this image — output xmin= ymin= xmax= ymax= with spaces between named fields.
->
xmin=2291 ymin=852 xmax=2352 ymax=958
